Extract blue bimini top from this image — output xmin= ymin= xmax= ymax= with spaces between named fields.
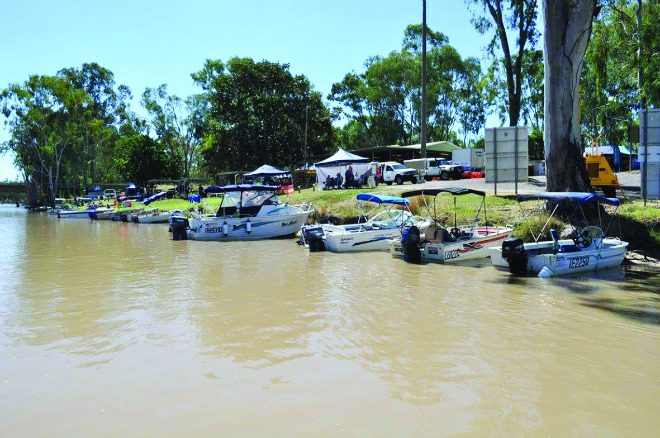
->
xmin=517 ymin=192 xmax=621 ymax=206
xmin=356 ymin=193 xmax=410 ymax=206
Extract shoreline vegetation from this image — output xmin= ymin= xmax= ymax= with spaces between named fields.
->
xmin=49 ymin=186 xmax=660 ymax=258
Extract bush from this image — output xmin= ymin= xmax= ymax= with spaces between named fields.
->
xmin=513 ymin=214 xmax=568 ymax=242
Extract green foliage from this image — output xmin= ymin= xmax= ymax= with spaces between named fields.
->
xmin=192 ymin=57 xmax=334 ymax=172
xmin=114 ymin=134 xmax=174 ymax=186
xmin=329 ymin=25 xmax=486 ymax=149
xmin=465 ymin=0 xmax=539 ymax=126
xmin=581 ymin=0 xmax=660 ymax=145
xmin=528 ymin=127 xmax=544 ymax=160
xmin=1 ymin=63 xmax=132 ymax=203
xmin=512 ymin=214 xmax=567 ymax=243
xmin=142 ymin=85 xmax=206 ymax=179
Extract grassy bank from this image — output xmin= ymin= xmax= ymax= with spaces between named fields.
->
xmin=85 ymin=187 xmax=659 ymax=255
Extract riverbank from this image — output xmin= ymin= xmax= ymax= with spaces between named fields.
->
xmin=120 ymin=186 xmax=659 ymax=257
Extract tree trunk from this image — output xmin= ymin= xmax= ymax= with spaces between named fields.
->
xmin=543 ymin=0 xmax=596 ymax=192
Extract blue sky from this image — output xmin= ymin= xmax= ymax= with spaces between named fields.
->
xmin=0 ymin=0 xmax=495 ymax=180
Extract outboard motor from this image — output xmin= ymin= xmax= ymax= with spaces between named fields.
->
xmin=402 ymin=225 xmax=422 ymax=264
xmin=170 ymin=216 xmax=189 ymax=241
xmin=501 ymin=237 xmax=527 ymax=275
xmin=301 ymin=226 xmax=326 ymax=252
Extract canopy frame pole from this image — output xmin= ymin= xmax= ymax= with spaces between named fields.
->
xmin=536 ymin=203 xmax=559 ymax=244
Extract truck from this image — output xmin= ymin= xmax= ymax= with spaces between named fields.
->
xmin=376 ymin=161 xmax=420 ymax=185
xmin=403 ymin=158 xmax=463 ymax=181
xmin=451 ymin=148 xmax=484 ymax=172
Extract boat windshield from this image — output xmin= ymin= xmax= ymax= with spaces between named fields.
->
xmin=220 ymin=192 xmax=241 ymax=208
xmin=241 ymin=191 xmax=280 ymax=207
xmin=369 ymin=210 xmax=414 ymax=227
xmin=221 ymin=190 xmax=280 ymax=208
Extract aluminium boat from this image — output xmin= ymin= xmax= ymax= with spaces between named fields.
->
xmin=130 ymin=210 xmax=170 ymax=224
xmin=299 ymin=194 xmax=417 ymax=252
xmin=490 ymin=192 xmax=628 ymax=277
xmin=390 ymin=188 xmax=512 ymax=263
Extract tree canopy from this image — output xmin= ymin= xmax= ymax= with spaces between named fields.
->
xmin=329 ymin=25 xmax=486 ymax=149
xmin=193 ymin=57 xmax=334 ymax=171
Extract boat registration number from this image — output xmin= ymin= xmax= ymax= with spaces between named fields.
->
xmin=444 ymin=250 xmax=460 ymax=260
xmin=569 ymin=256 xmax=590 ymax=269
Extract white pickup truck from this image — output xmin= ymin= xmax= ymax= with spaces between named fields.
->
xmin=377 ymin=161 xmax=420 ymax=185
xmin=404 ymin=158 xmax=464 ymax=180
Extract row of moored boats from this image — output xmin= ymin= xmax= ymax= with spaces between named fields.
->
xmin=51 ymin=184 xmax=629 ymax=278
xmin=163 ymin=184 xmax=629 ymax=278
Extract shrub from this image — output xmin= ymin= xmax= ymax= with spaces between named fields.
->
xmin=513 ymin=214 xmax=568 ymax=242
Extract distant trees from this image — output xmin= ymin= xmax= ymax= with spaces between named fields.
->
xmin=330 ymin=25 xmax=486 ymax=149
xmin=466 ymin=0 xmax=539 ymax=126
xmin=4 ymin=3 xmax=657 ymax=198
xmin=192 ymin=58 xmax=334 ymax=172
xmin=142 ymin=85 xmax=207 ymax=180
xmin=0 ymin=63 xmax=130 ymax=203
xmin=113 ymin=134 xmax=174 ymax=186
xmin=581 ymin=0 xmax=660 ymax=146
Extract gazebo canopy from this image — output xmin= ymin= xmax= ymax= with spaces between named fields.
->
xmin=244 ymin=164 xmax=291 ymax=177
xmin=315 ymin=148 xmax=369 ymax=167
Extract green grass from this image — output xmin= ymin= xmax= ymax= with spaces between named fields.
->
xmin=286 ymin=187 xmax=519 ymax=225
xmin=618 ymin=200 xmax=660 ymax=223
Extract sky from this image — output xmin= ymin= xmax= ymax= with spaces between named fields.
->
xmin=0 ymin=0 xmax=495 ymax=181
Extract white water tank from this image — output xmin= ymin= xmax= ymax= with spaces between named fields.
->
xmin=640 ymin=109 xmax=660 ymax=199
xmin=484 ymin=127 xmax=529 ymax=183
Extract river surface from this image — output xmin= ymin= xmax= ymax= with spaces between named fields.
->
xmin=0 ymin=205 xmax=658 ymax=436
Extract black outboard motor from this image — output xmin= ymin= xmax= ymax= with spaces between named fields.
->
xmin=171 ymin=216 xmax=189 ymax=241
xmin=402 ymin=225 xmax=422 ymax=264
xmin=301 ymin=226 xmax=326 ymax=252
xmin=501 ymin=237 xmax=527 ymax=275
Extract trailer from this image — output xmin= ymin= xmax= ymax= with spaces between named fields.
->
xmin=451 ymin=149 xmax=484 ymax=171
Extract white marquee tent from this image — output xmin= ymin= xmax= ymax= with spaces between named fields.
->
xmin=315 ymin=148 xmax=371 ymax=190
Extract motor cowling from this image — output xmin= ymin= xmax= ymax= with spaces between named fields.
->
xmin=402 ymin=225 xmax=422 ymax=264
xmin=301 ymin=226 xmax=326 ymax=252
xmin=501 ymin=237 xmax=527 ymax=275
xmin=170 ymin=216 xmax=189 ymax=241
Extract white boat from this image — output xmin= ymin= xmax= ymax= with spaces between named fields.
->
xmin=390 ymin=188 xmax=512 ymax=263
xmin=131 ymin=210 xmax=170 ymax=224
xmin=57 ymin=209 xmax=96 ymax=219
xmin=47 ymin=198 xmax=67 ymax=215
xmin=181 ymin=185 xmax=312 ymax=241
xmin=139 ymin=211 xmax=170 ymax=223
xmin=91 ymin=209 xmax=116 ymax=220
xmin=490 ymin=192 xmax=628 ymax=277
xmin=299 ymin=194 xmax=417 ymax=252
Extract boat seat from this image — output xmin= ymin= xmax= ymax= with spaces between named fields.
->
xmin=558 ymin=244 xmax=582 ymax=253
xmin=424 ymin=225 xmax=439 ymax=242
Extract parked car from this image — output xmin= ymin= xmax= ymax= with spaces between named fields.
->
xmin=378 ymin=161 xmax=419 ymax=185
xmin=103 ymin=189 xmax=117 ymax=200
xmin=404 ymin=158 xmax=464 ymax=180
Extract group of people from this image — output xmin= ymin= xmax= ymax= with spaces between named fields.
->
xmin=324 ymin=165 xmax=367 ymax=190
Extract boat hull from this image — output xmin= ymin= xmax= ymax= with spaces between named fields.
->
xmin=322 ymin=225 xmax=401 ymax=252
xmin=57 ymin=210 xmax=94 ymax=219
xmin=187 ymin=211 xmax=311 ymax=241
xmin=390 ymin=227 xmax=512 ymax=263
xmin=137 ymin=213 xmax=170 ymax=224
xmin=490 ymin=238 xmax=628 ymax=276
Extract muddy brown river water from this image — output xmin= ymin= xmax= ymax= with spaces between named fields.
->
xmin=0 ymin=205 xmax=658 ymax=436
